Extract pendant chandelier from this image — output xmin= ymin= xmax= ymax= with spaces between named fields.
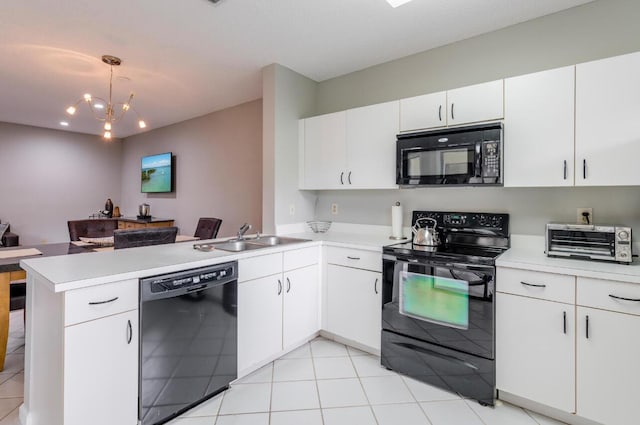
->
xmin=65 ymin=55 xmax=146 ymax=139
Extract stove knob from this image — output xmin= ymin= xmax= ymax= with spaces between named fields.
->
xmin=618 ymin=230 xmax=630 ymax=240
xmin=620 ymin=251 xmax=629 ymax=258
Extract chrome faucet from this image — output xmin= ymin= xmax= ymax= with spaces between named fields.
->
xmin=237 ymin=223 xmax=252 ymax=240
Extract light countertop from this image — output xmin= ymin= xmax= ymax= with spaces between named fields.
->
xmin=497 ymin=235 xmax=640 ymax=283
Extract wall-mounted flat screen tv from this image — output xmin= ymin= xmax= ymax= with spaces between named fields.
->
xmin=141 ymin=152 xmax=173 ymax=193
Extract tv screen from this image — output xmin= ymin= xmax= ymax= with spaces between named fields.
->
xmin=141 ymin=152 xmax=173 ymax=193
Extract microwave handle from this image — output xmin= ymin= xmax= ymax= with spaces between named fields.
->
xmin=475 ymin=142 xmax=482 ymax=178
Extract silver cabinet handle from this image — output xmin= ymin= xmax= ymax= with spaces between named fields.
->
xmin=438 ymin=105 xmax=442 ymax=121
xmin=127 ymin=319 xmax=133 ymax=344
xmin=609 ymin=294 xmax=640 ymax=302
xmin=563 ymin=311 xmax=567 ymax=334
xmin=520 ymin=281 xmax=546 ymax=288
xmin=340 ymin=172 xmax=344 ymax=185
xmin=563 ymin=160 xmax=567 ymax=180
xmin=451 ymin=103 xmax=455 ymax=120
xmin=348 ymin=171 xmax=352 ymax=185
xmin=374 ymin=278 xmax=379 ymax=294
xmin=277 ymin=279 xmax=282 ymax=295
xmin=583 ymin=159 xmax=587 ymax=179
xmin=89 ymin=296 xmax=119 ymax=305
xmin=347 ymin=256 xmax=360 ymax=260
xmin=286 ymin=277 xmax=291 ymax=293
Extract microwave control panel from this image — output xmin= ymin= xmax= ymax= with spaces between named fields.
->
xmin=481 ymin=141 xmax=500 ymax=178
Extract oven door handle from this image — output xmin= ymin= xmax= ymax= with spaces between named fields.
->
xmin=388 ymin=256 xmax=494 ymax=273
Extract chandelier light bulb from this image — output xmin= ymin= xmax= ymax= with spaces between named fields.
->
xmin=138 ymin=120 xmax=147 ymax=129
xmin=122 ymin=103 xmax=130 ymax=111
xmin=83 ymin=93 xmax=92 ymax=102
xmin=66 ymin=106 xmax=76 ymax=115
xmin=104 ymin=122 xmax=112 ymax=131
xmin=103 ymin=131 xmax=112 ymax=139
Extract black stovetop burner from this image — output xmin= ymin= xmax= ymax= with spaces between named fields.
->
xmin=383 ymin=210 xmax=510 ymax=265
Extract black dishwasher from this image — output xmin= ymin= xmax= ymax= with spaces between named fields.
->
xmin=139 ymin=261 xmax=237 ymax=425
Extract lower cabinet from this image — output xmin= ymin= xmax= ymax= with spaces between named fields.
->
xmin=576 ymin=307 xmax=640 ymax=425
xmin=496 ymin=293 xmax=575 ymax=412
xmin=326 ymin=264 xmax=381 ymax=350
xmin=283 ymin=265 xmax=320 ymax=348
xmin=64 ymin=310 xmax=138 ymax=425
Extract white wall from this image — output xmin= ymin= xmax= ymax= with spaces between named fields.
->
xmin=120 ymin=100 xmax=262 ymax=238
xmin=306 ymin=0 xmax=640 ymax=235
xmin=262 ymin=64 xmax=318 ymax=232
xmin=0 ymin=122 xmax=122 ymax=244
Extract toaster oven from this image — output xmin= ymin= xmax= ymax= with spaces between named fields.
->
xmin=546 ymin=223 xmax=632 ymax=264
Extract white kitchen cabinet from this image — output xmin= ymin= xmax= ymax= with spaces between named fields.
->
xmin=447 ymin=80 xmax=504 ymax=126
xmin=300 ymin=102 xmax=398 ymax=190
xmin=400 ymin=91 xmax=447 ymax=132
xmin=238 ymin=275 xmax=283 ymax=372
xmin=283 ymin=264 xmax=320 ymax=348
xmin=302 ymin=111 xmax=347 ymax=189
xmin=504 ymin=66 xmax=575 ymax=187
xmin=346 ymin=101 xmax=399 ymax=189
xmin=326 ymin=264 xmax=381 ymax=351
xmin=496 ymin=293 xmax=575 ymax=413
xmin=576 ymin=51 xmax=640 ymax=186
xmin=64 ymin=310 xmax=138 ymax=425
xmin=576 ymin=306 xmax=640 ymax=425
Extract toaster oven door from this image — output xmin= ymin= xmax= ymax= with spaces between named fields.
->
xmin=546 ymin=229 xmax=615 ymax=260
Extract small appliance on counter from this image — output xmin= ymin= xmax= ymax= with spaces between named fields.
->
xmin=382 ymin=211 xmax=510 ymax=406
xmin=138 ymin=203 xmax=151 ymax=219
xmin=546 ymin=223 xmax=632 ymax=264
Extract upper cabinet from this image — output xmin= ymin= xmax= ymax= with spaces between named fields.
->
xmin=576 ymin=51 xmax=640 ymax=186
xmin=300 ymin=101 xmax=399 ymax=190
xmin=399 ymin=80 xmax=503 ymax=132
xmin=504 ymin=66 xmax=575 ymax=187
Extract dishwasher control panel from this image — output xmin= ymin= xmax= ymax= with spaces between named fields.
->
xmin=141 ymin=261 xmax=237 ymax=295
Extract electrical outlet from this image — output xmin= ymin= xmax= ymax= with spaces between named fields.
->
xmin=577 ymin=208 xmax=593 ymax=225
xmin=331 ymin=203 xmax=338 ymax=215
xmin=289 ymin=204 xmax=295 ymax=216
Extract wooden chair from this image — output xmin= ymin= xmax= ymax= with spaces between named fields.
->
xmin=113 ymin=227 xmax=178 ymax=249
xmin=194 ymin=217 xmax=222 ymax=240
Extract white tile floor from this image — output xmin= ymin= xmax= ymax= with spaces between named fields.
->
xmin=0 ymin=311 xmax=568 ymax=425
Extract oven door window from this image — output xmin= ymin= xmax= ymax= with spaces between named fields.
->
xmin=399 ymin=271 xmax=469 ymax=330
xmin=404 ymin=147 xmax=473 ymax=183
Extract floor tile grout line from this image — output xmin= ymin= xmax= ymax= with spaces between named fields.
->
xmin=308 ymin=341 xmax=326 ymax=425
xmin=395 ymin=369 xmax=434 ymax=425
xmin=461 ymin=397 xmax=490 ymax=425
xmin=346 ymin=342 xmax=380 ymax=425
xmin=268 ymin=360 xmax=275 ymax=425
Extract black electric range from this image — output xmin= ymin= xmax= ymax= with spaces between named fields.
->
xmin=381 ymin=211 xmax=509 ymax=406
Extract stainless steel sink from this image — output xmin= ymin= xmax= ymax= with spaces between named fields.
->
xmin=193 ymin=235 xmax=309 ymax=253
xmin=248 ymin=235 xmax=307 ymax=246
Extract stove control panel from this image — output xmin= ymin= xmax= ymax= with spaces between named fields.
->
xmin=413 ymin=211 xmax=509 ymax=236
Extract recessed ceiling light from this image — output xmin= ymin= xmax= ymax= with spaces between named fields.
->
xmin=386 ymin=0 xmax=415 ymax=7
xmin=94 ymin=103 xmax=104 ymax=109
xmin=60 ymin=121 xmax=69 ymax=126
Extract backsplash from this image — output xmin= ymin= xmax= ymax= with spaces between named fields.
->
xmin=314 ymin=186 xmax=640 ymax=236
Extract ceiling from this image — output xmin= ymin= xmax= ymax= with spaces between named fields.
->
xmin=0 ymin=0 xmax=593 ymax=138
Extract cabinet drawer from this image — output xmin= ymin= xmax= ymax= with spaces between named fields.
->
xmin=238 ymin=252 xmax=283 ymax=282
xmin=497 ymin=267 xmax=575 ymax=304
xmin=65 ymin=280 xmax=138 ymax=326
xmin=284 ymin=246 xmax=319 ymax=271
xmin=326 ymin=246 xmax=381 ymax=272
xmin=577 ymin=277 xmax=640 ymax=315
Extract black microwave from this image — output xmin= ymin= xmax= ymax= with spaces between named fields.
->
xmin=396 ymin=123 xmax=503 ymax=186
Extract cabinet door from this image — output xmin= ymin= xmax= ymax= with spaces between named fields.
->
xmin=327 ymin=265 xmax=381 ymax=351
xmin=576 ymin=307 xmax=640 ymax=425
xmin=238 ymin=275 xmax=283 ymax=373
xmin=447 ymin=80 xmax=504 ymax=126
xmin=400 ymin=91 xmax=447 ymax=132
xmin=64 ymin=310 xmax=138 ymax=425
xmin=346 ymin=101 xmax=399 ymax=189
xmin=576 ymin=51 xmax=640 ymax=186
xmin=303 ymin=111 xmax=347 ymax=189
xmin=283 ymin=264 xmax=320 ymax=349
xmin=496 ymin=294 xmax=574 ymax=413
xmin=504 ymin=67 xmax=575 ymax=187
